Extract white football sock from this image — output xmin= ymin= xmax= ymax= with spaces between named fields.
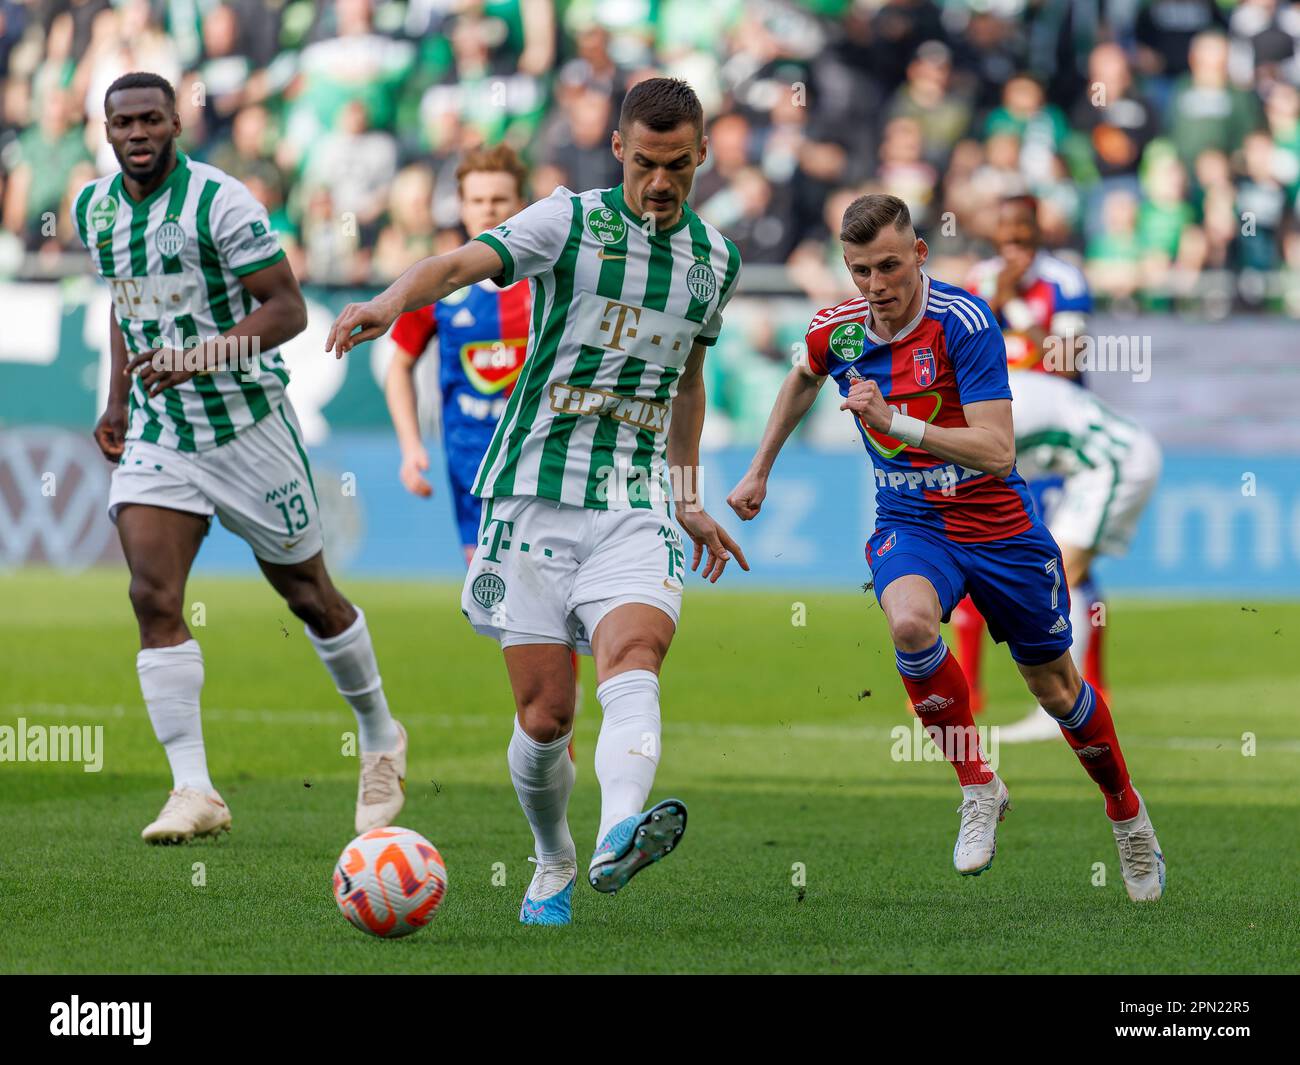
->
xmin=507 ymin=718 xmax=576 ymax=860
xmin=594 ymin=669 xmax=661 ymax=844
xmin=138 ymin=639 xmax=212 ymax=793
xmin=306 ymin=607 xmax=399 ymax=752
xmin=1069 ymin=588 xmax=1092 ymax=673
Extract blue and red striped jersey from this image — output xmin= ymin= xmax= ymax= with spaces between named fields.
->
xmin=391 ymin=279 xmax=532 ymax=456
xmin=805 ymin=274 xmax=1036 ymax=543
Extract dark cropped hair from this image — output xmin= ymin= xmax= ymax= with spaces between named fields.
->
xmin=619 ymin=77 xmax=704 ymax=140
xmin=105 ymin=72 xmax=177 ymax=115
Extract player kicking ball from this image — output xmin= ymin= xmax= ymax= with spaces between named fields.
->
xmin=77 ymin=73 xmax=407 ymax=844
xmin=329 ymin=78 xmax=747 ymax=925
xmin=727 ymin=194 xmax=1164 ymax=902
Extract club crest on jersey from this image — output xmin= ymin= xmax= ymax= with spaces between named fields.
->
xmin=89 ymin=196 xmax=118 ymax=233
xmin=686 ymin=262 xmax=716 ymax=302
xmin=912 ymin=347 xmax=936 ymax=387
xmin=829 ymin=322 xmax=865 ymax=362
xmin=585 ymin=207 xmax=626 ymax=245
xmin=471 ymin=573 xmax=506 ymax=609
xmin=155 ymin=221 xmax=186 ymax=258
xmin=875 ymin=531 xmax=897 ymax=557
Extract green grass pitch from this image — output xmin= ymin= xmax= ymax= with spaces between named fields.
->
xmin=1 ymin=569 xmax=1297 ymax=974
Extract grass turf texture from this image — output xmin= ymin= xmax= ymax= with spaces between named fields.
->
xmin=1 ymin=569 xmax=1297 ymax=974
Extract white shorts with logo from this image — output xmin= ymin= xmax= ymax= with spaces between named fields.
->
xmin=1047 ymin=433 xmax=1162 ymax=557
xmin=461 ymin=494 xmax=685 ymax=655
xmin=107 ymin=401 xmax=324 ymax=565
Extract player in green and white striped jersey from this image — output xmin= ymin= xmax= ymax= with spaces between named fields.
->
xmin=78 ymin=73 xmax=408 ymax=844
xmin=328 ymin=78 xmax=748 ymax=924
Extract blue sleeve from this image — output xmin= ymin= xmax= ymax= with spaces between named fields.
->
xmin=1054 ymin=285 xmax=1092 ymax=314
xmin=949 ymin=314 xmax=1012 ymax=404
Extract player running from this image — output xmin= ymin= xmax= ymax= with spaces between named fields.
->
xmin=328 ymin=78 xmax=747 ymax=925
xmin=727 ymin=194 xmax=1164 ymax=902
xmin=999 ymin=371 xmax=1162 ymax=740
xmin=77 ymin=73 xmax=407 ymax=844
xmin=955 ymin=194 xmax=1106 ymax=717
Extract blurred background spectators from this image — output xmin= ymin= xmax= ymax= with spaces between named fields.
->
xmin=5 ymin=0 xmax=1300 ymax=440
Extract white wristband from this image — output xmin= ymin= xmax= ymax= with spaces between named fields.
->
xmin=1003 ymin=298 xmax=1036 ymax=332
xmin=889 ymin=411 xmax=927 ymax=447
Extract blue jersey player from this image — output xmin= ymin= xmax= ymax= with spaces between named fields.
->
xmin=728 ymin=194 xmax=1164 ymax=903
xmin=385 ymin=145 xmax=532 ymax=564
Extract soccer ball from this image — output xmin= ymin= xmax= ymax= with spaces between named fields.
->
xmin=333 ymin=827 xmax=447 ymax=938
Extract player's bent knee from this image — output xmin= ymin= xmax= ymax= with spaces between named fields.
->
xmin=888 ymin=611 xmax=940 ymax=653
xmin=517 ymin=699 xmax=575 ymax=743
xmin=128 ymin=575 xmax=183 ymax=629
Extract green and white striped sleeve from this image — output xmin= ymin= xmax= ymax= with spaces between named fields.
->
xmin=212 ymin=179 xmax=285 ymax=277
xmin=473 ymin=186 xmax=576 ymax=287
xmin=696 ymin=238 xmax=742 ymax=348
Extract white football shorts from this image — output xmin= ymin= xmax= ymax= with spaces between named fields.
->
xmin=461 ymin=494 xmax=685 ymax=654
xmin=107 ymin=400 xmax=324 ymax=565
xmin=1048 ymin=431 xmax=1162 ymax=557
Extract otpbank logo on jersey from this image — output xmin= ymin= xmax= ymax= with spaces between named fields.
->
xmin=829 ymin=322 xmax=865 ymax=362
xmin=585 ymin=206 xmax=627 ymax=244
xmin=913 ymin=347 xmax=936 ymax=387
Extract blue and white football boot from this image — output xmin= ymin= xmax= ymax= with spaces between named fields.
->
xmin=588 ymin=798 xmax=687 ymax=894
xmin=519 ymin=853 xmax=577 ymax=925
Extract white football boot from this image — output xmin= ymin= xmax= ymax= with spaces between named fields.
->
xmin=1111 ymin=790 xmax=1165 ymax=902
xmin=141 ymin=787 xmax=231 ymax=844
xmin=355 ymin=720 xmax=407 ymax=834
xmin=953 ymin=776 xmax=1010 ymax=875
xmin=996 ymin=706 xmax=1064 ymax=744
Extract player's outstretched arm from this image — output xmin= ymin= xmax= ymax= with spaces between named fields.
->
xmin=841 ymin=380 xmax=1015 ymax=478
xmin=727 ymin=362 xmax=824 ymax=521
xmin=326 ymin=241 xmax=505 ymax=356
xmin=384 ymin=349 xmax=433 ymax=498
xmin=668 ymin=342 xmax=749 ymax=583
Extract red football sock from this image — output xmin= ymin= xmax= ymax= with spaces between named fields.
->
xmin=950 ymin=596 xmax=986 ymax=714
xmin=897 ymin=644 xmax=993 ymax=786
xmin=1057 ymin=682 xmax=1138 ymax=820
xmin=1083 ymin=599 xmax=1107 ymax=701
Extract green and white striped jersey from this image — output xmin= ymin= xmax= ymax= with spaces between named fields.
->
xmin=72 ymin=152 xmax=289 ymax=452
xmin=472 ymin=184 xmax=741 ymax=511
xmin=1010 ymin=371 xmax=1144 ymax=478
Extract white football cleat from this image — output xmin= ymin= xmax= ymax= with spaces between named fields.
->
xmin=141 ymin=787 xmax=231 ymax=844
xmin=1112 ymin=790 xmax=1165 ymax=902
xmin=355 ymin=720 xmax=407 ymax=834
xmin=953 ymin=776 xmax=1010 ymax=875
xmin=996 ymin=706 xmax=1064 ymax=744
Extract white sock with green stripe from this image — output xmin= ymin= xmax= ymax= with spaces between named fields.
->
xmin=594 ymin=670 xmax=661 ymax=845
xmin=138 ymin=639 xmax=213 ymax=793
xmin=307 ymin=608 xmax=399 ymax=752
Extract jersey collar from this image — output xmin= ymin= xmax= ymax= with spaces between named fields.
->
xmin=603 ymin=184 xmax=693 ymax=238
xmin=863 ymin=271 xmax=930 ymax=347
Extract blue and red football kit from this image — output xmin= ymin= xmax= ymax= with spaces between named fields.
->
xmin=391 ymin=280 xmax=531 ymax=547
xmin=806 ymin=274 xmax=1072 ymax=666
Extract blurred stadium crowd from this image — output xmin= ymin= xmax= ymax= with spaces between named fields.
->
xmin=3 ymin=0 xmax=1300 ymax=317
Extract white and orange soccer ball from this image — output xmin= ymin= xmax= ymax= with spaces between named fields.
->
xmin=333 ymin=827 xmax=447 ymax=938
